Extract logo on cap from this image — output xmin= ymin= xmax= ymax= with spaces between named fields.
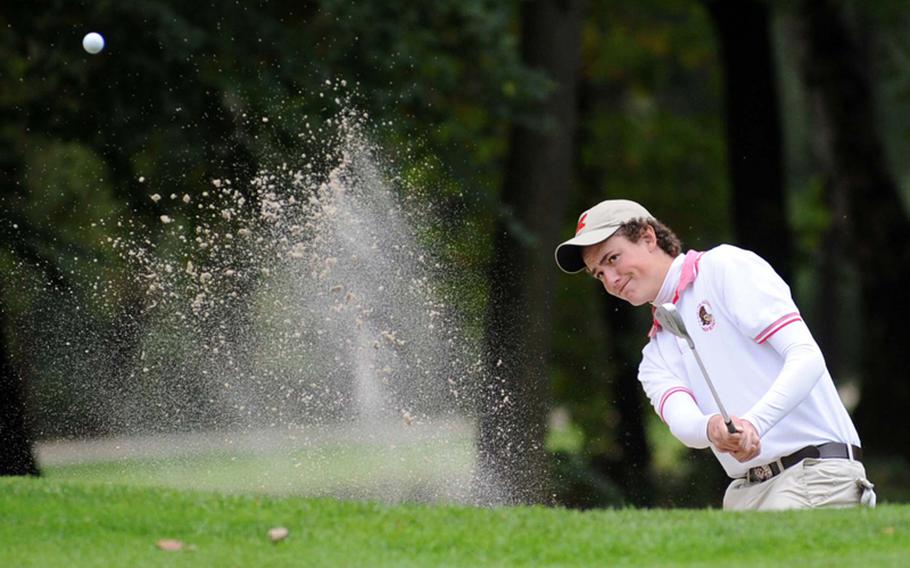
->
xmin=575 ymin=213 xmax=588 ymax=235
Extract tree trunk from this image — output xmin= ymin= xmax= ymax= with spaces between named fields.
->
xmin=706 ymin=0 xmax=792 ymax=281
xmin=477 ymin=0 xmax=584 ymax=505
xmin=792 ymin=0 xmax=910 ymax=454
xmin=0 ymin=279 xmax=39 ymax=476
xmin=814 ymin=175 xmax=852 ymax=382
xmin=599 ymin=294 xmax=655 ymax=507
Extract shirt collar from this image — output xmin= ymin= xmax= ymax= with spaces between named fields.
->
xmin=653 ymin=253 xmax=685 ymax=306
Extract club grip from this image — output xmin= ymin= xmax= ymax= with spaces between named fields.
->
xmin=725 ymin=420 xmax=738 ymax=434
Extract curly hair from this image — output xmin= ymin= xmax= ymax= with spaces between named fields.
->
xmin=616 ymin=217 xmax=682 ymax=257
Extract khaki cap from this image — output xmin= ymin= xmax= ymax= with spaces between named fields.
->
xmin=554 ymin=199 xmax=652 ymax=274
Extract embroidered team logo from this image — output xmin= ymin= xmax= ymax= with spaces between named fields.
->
xmin=575 ymin=213 xmax=588 ymax=235
xmin=697 ymin=301 xmax=716 ymax=332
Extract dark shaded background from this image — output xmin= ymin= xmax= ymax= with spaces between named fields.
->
xmin=2 ymin=0 xmax=909 ymax=507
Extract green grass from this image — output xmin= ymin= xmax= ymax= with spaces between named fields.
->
xmin=42 ymin=439 xmax=474 ymax=498
xmin=1 ymin=478 xmax=908 ymax=567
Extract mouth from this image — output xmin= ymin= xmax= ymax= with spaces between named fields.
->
xmin=618 ymin=278 xmax=630 ymax=296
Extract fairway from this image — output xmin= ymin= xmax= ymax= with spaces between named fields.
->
xmin=35 ymin=421 xmax=477 ymax=503
xmin=1 ymin=478 xmax=907 ymax=567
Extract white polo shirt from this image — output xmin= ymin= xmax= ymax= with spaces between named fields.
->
xmin=639 ymin=245 xmax=860 ymax=478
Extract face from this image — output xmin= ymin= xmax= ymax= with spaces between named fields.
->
xmin=581 ymin=228 xmax=667 ymax=306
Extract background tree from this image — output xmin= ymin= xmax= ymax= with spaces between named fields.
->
xmin=706 ymin=0 xmax=791 ymax=280
xmin=790 ymin=0 xmax=910 ymax=457
xmin=0 ymin=0 xmax=535 ymax=474
xmin=3 ymin=0 xmax=909 ymax=505
xmin=0 ymin=280 xmax=38 ymax=475
xmin=478 ymin=0 xmax=585 ymax=504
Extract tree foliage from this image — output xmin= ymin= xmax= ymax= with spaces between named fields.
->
xmin=1 ymin=0 xmax=908 ymax=505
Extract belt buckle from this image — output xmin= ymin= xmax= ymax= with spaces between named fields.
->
xmin=750 ymin=464 xmax=775 ymax=483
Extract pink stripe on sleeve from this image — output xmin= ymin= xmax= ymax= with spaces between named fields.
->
xmin=754 ymin=312 xmax=801 ymax=343
xmin=658 ymin=387 xmax=697 ymax=423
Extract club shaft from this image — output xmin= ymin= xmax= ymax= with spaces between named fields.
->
xmin=688 ymin=344 xmax=736 ymax=433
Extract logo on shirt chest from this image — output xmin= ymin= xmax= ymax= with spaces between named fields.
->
xmin=696 ymin=300 xmax=716 ymax=332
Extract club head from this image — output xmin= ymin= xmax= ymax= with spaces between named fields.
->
xmin=654 ymin=303 xmax=693 ymax=345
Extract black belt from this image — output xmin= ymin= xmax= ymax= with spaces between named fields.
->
xmin=745 ymin=443 xmax=862 ymax=483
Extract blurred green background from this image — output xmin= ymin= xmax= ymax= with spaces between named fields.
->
xmin=2 ymin=0 xmax=909 ymax=508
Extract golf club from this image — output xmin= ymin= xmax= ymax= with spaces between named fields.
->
xmin=653 ymin=302 xmax=737 ymax=434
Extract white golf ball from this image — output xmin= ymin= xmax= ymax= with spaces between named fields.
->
xmin=82 ymin=32 xmax=105 ymax=55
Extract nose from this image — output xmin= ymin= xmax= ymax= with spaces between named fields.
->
xmin=601 ymin=267 xmax=622 ymax=294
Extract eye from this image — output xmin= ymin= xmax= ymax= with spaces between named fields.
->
xmin=607 ymin=254 xmax=619 ymax=265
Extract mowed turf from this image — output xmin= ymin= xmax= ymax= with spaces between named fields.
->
xmin=1 ymin=478 xmax=908 ymax=567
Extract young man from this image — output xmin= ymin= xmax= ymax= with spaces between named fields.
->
xmin=554 ymin=199 xmax=876 ymax=510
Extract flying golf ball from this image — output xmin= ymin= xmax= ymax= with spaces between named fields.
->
xmin=82 ymin=32 xmax=105 ymax=55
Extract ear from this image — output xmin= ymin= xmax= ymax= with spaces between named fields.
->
xmin=642 ymin=225 xmax=658 ymax=251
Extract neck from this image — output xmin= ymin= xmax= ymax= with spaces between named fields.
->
xmin=649 ymin=251 xmax=680 ymax=304
xmin=654 ymin=252 xmax=676 ymax=285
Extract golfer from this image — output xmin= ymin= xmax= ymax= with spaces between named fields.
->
xmin=555 ymin=199 xmax=876 ymax=510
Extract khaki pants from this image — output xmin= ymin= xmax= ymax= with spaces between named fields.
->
xmin=723 ymin=458 xmax=875 ymax=511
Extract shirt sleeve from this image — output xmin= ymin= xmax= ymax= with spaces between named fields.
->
xmin=707 ymin=245 xmax=825 ymax=436
xmin=740 ymin=320 xmax=826 ymax=436
xmin=639 ymin=339 xmax=712 ymax=449
xmin=709 ymin=245 xmax=802 ymax=344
